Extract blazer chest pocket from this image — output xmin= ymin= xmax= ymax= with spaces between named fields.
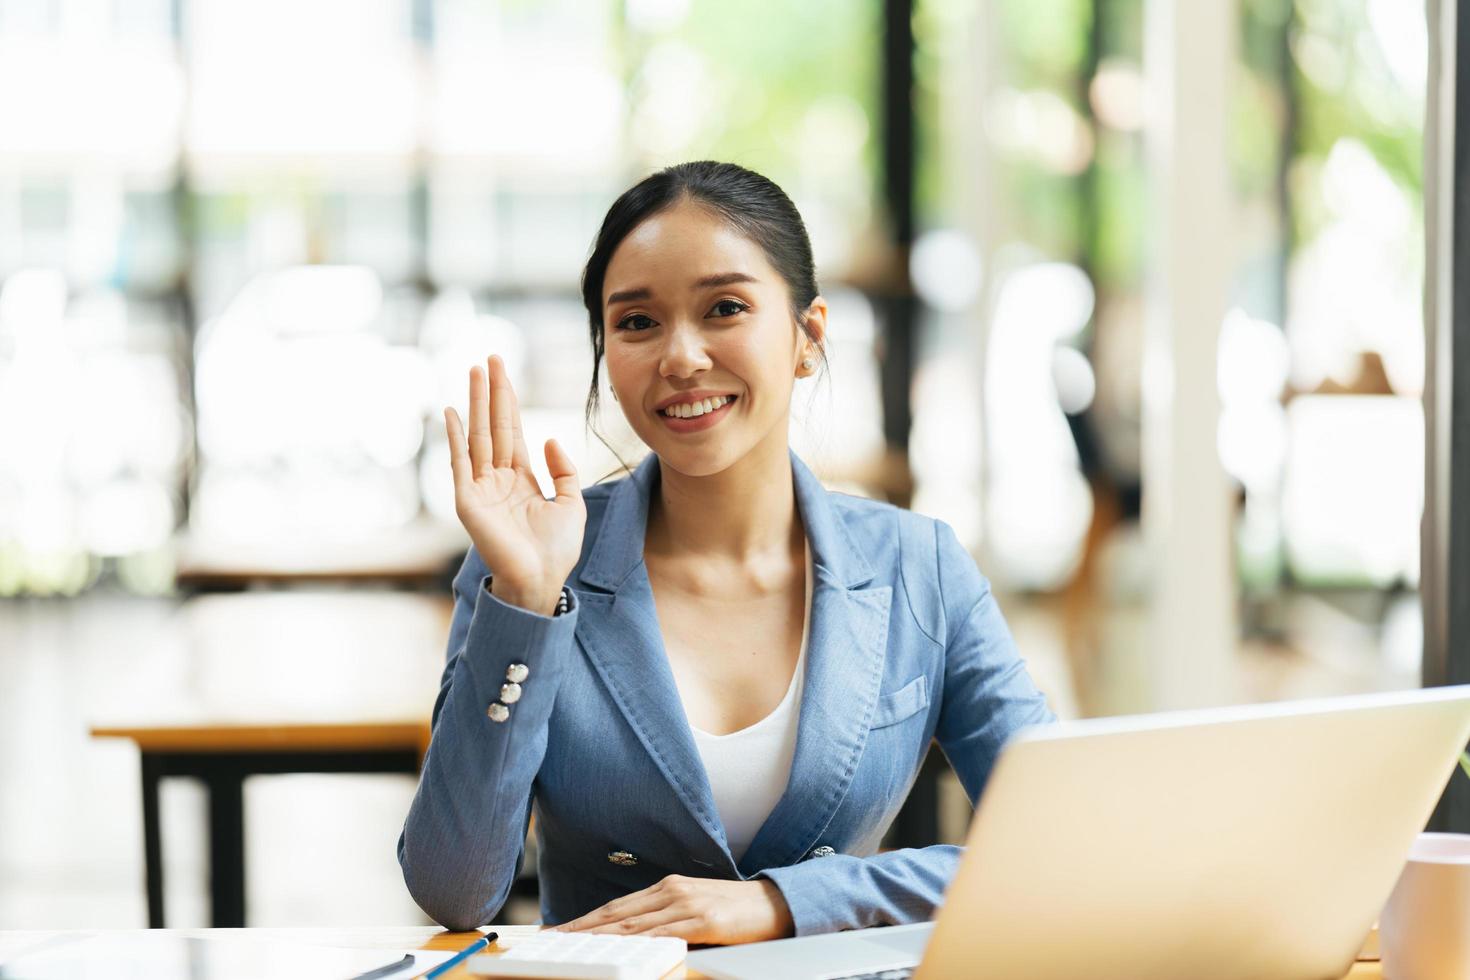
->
xmin=869 ymin=675 xmax=929 ymax=729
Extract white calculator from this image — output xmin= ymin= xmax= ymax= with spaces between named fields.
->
xmin=466 ymin=932 xmax=688 ymax=979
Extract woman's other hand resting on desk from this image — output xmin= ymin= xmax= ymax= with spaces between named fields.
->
xmin=445 ymin=355 xmax=586 ymax=617
xmin=548 ymin=875 xmax=795 ymax=945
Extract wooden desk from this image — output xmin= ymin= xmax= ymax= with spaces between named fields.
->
xmin=92 ymin=720 xmax=430 ymax=930
xmin=0 ymin=926 xmax=1385 ymax=978
xmin=89 ymin=591 xmax=450 ymax=929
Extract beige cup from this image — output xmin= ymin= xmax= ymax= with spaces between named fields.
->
xmin=1380 ymin=832 xmax=1470 ymax=980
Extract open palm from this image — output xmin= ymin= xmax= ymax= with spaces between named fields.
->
xmin=445 ymin=355 xmax=586 ymax=614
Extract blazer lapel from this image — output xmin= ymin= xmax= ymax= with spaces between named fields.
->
xmin=572 ymin=450 xmax=892 ymax=879
xmin=736 ymin=453 xmax=891 ymax=877
xmin=573 ymin=455 xmax=735 ymax=868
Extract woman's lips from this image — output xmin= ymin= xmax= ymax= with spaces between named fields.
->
xmin=657 ymin=396 xmax=737 ymax=434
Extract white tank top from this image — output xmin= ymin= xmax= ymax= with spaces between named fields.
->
xmin=688 ymin=540 xmax=813 ymax=861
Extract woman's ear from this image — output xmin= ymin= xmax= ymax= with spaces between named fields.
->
xmin=797 ymin=296 xmax=829 ymax=376
xmin=803 ymin=296 xmax=829 ymax=348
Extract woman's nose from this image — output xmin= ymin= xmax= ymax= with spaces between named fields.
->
xmin=658 ymin=322 xmax=712 ymax=378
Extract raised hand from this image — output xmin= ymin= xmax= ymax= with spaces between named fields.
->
xmin=445 ymin=355 xmax=586 ymax=616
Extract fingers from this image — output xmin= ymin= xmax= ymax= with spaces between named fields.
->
xmin=581 ymin=908 xmax=693 ymax=937
xmin=466 ymin=356 xmax=533 ymax=476
xmin=466 ymin=365 xmax=493 ymax=479
xmin=543 ymin=439 xmax=582 ymax=504
xmin=626 ymin=918 xmax=702 ymax=940
xmin=455 ymin=362 xmax=580 ymax=504
xmin=553 ymin=884 xmax=662 ymax=933
xmin=488 ymin=355 xmax=533 ymax=471
xmin=486 ymin=355 xmax=518 ymax=470
xmin=552 ymin=878 xmax=778 ymax=945
xmin=444 ymin=408 xmax=471 ymax=494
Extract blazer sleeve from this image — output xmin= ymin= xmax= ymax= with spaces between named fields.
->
xmin=758 ymin=519 xmax=1055 ymax=936
xmin=397 ymin=549 xmax=580 ymax=931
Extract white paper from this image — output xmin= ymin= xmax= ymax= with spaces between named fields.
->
xmin=0 ymin=933 xmax=457 ymax=980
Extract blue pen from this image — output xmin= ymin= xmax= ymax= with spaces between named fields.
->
xmin=424 ymin=933 xmax=496 ymax=980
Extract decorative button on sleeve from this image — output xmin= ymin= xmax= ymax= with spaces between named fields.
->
xmin=477 ymin=578 xmax=562 ymax=723
xmin=487 ymin=663 xmax=533 ymax=721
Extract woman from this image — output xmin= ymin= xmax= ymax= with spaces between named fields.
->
xmin=397 ymin=161 xmax=1054 ymax=944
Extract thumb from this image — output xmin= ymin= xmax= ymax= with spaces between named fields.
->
xmin=543 ymin=439 xmax=582 ymax=504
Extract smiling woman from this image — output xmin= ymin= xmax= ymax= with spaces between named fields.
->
xmin=581 ymin=163 xmax=829 ymax=483
xmin=397 ymin=161 xmax=1055 ymax=944
xmin=595 ymin=203 xmax=820 ymax=478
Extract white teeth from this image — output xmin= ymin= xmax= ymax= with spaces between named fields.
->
xmin=663 ymin=395 xmax=733 ymax=419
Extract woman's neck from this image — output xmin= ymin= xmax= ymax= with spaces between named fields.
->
xmin=646 ymin=436 xmax=802 ymax=568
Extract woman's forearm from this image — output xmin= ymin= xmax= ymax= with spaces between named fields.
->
xmin=398 ymin=580 xmax=578 ymax=930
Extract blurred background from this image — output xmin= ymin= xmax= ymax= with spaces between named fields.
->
xmin=0 ymin=0 xmax=1440 ymax=933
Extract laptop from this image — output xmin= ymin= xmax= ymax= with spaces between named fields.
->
xmin=689 ymin=685 xmax=1470 ymax=980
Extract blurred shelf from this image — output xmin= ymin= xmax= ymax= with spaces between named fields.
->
xmin=173 ymin=518 xmax=469 ymax=590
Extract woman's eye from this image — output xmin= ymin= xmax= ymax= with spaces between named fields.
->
xmin=616 ymin=313 xmax=656 ymax=332
xmin=708 ymin=299 xmax=749 ymax=318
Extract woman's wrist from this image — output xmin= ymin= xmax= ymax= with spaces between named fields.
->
xmin=488 ymin=576 xmax=567 ymax=617
xmin=755 ymin=879 xmax=795 ymax=939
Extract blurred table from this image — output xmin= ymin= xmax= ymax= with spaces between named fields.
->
xmin=89 ymin=591 xmax=450 ymax=929
xmin=0 ymin=926 xmax=1384 ymax=978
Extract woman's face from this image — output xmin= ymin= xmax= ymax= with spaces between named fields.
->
xmin=601 ymin=199 xmax=824 ymax=478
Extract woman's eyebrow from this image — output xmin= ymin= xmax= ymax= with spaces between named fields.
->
xmin=605 ymin=272 xmax=757 ymax=308
xmin=606 ymin=286 xmax=652 ymax=306
xmin=693 ymin=272 xmax=758 ymax=289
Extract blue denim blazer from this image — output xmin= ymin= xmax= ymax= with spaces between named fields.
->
xmin=397 ymin=449 xmax=1054 ymax=935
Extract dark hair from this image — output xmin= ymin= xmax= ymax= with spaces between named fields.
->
xmin=579 ymin=161 xmax=828 ymax=466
